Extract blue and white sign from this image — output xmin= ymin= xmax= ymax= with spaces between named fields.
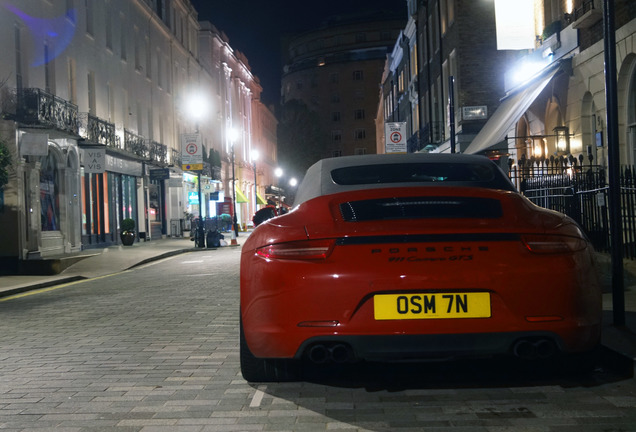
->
xmin=188 ymin=191 xmax=199 ymax=204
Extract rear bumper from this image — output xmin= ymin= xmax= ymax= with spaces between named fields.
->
xmin=242 ymin=320 xmax=601 ymax=361
xmin=294 ymin=331 xmax=579 ymax=362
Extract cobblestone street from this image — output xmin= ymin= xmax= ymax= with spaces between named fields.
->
xmin=1 ymin=247 xmax=636 ymax=431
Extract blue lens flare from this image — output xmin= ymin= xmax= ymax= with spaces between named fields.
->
xmin=5 ymin=4 xmax=76 ymax=67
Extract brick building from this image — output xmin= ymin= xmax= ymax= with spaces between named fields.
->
xmin=282 ymin=12 xmax=404 ymax=160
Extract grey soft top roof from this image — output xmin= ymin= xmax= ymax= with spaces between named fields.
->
xmin=292 ymin=153 xmax=515 ymax=206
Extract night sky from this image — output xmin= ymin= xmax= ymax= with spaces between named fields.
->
xmin=189 ymin=0 xmax=407 ymax=105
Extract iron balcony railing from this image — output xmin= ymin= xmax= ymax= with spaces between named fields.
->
xmin=172 ymin=148 xmax=181 ymax=167
xmin=78 ymin=113 xmax=116 ymax=147
xmin=147 ymin=140 xmax=168 ymax=165
xmin=407 ymin=130 xmax=423 ymax=153
xmin=429 ymin=121 xmax=444 ymax=144
xmin=15 ymin=88 xmax=79 ymax=136
xmin=124 ymin=129 xmax=147 ymax=158
xmin=572 ymin=0 xmax=596 ymax=21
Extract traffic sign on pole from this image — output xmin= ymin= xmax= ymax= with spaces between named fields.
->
xmin=385 ymin=122 xmax=407 ymax=153
xmin=181 ymin=133 xmax=203 ymax=171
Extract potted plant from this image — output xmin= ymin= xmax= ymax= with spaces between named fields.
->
xmin=120 ymin=218 xmax=136 ymax=246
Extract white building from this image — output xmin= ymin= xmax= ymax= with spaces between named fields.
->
xmin=198 ymin=22 xmax=278 ymax=232
xmin=0 ymin=0 xmax=275 ymax=271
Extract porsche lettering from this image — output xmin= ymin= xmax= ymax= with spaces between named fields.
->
xmin=388 ymin=255 xmax=474 ymax=262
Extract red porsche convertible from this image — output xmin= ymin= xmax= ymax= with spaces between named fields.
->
xmin=239 ymin=153 xmax=602 ymax=382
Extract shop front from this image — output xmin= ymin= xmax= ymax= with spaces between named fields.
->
xmin=80 ymin=151 xmax=142 ymax=248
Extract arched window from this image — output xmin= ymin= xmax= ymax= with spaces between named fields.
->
xmin=581 ymin=92 xmax=597 ymax=160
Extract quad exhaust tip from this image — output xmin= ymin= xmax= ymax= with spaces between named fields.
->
xmin=308 ymin=343 xmax=355 ymax=364
xmin=512 ymin=338 xmax=557 ymax=360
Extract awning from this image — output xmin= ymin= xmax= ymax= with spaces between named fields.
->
xmin=256 ymin=192 xmax=267 ymax=205
xmin=464 ymin=66 xmax=561 ymax=155
xmin=235 ymin=188 xmax=248 ymax=203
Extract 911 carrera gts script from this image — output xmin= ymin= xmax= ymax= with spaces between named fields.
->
xmin=371 ymin=246 xmax=488 ymax=263
xmin=374 ymin=292 xmax=491 ymax=320
xmin=372 ymin=245 xmax=488 ymax=254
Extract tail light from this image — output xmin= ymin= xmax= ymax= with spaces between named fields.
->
xmin=256 ymin=239 xmax=335 ymax=260
xmin=522 ymin=234 xmax=587 ymax=254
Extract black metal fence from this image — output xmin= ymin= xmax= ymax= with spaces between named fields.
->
xmin=508 ymin=154 xmax=636 ymax=259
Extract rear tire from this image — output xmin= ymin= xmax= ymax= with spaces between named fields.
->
xmin=239 ymin=320 xmax=301 ymax=382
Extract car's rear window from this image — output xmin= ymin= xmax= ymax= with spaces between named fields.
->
xmin=331 ymin=162 xmax=496 ymax=184
xmin=340 ymin=196 xmax=503 ymax=222
xmin=330 ymin=162 xmax=514 ymax=190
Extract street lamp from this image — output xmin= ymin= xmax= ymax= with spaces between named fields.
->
xmin=288 ymin=177 xmax=298 ymax=208
xmin=554 ymin=126 xmax=570 ymax=154
xmin=186 ymin=93 xmax=209 ymax=248
xmin=251 ymin=150 xmax=259 ymax=216
xmin=275 ymin=167 xmax=283 ymax=214
xmin=229 ymin=128 xmax=239 ymax=241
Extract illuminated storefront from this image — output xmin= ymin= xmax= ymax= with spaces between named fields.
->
xmin=81 ymin=154 xmax=141 ymax=248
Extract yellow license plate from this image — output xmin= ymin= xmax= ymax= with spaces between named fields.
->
xmin=374 ymin=292 xmax=491 ymax=320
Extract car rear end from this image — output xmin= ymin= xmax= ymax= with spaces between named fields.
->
xmin=240 ymin=185 xmax=601 ymax=364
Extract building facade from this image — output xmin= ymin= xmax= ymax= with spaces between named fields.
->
xmin=380 ymin=0 xmax=636 ymax=177
xmin=379 ymin=0 xmax=513 ymax=156
xmin=282 ymin=12 xmax=405 ymax=159
xmin=197 ymin=22 xmax=277 ymax=232
xmin=0 ymin=0 xmax=275 ymax=271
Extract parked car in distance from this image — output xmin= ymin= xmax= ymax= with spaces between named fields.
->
xmin=239 ymin=153 xmax=602 ymax=382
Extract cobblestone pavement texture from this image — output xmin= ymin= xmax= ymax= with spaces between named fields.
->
xmin=0 ymin=237 xmax=636 ymax=430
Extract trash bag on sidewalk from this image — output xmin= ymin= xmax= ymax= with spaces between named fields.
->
xmin=206 ymin=229 xmax=224 ymax=248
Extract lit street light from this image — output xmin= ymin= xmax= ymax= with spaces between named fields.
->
xmin=288 ymin=177 xmax=298 ymax=208
xmin=186 ymin=92 xmax=209 ymax=248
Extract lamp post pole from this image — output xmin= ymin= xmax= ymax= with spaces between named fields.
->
xmin=231 ymin=143 xmax=239 ymax=239
xmin=197 ymin=170 xmax=205 ymax=248
xmin=251 ymin=150 xmax=259 ymax=217
xmin=184 ymin=94 xmax=208 ymax=248
xmin=275 ymin=167 xmax=283 ymax=215
xmin=253 ymin=161 xmax=257 ymax=213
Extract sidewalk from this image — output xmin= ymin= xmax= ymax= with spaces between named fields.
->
xmin=0 ymin=231 xmax=247 ymax=298
xmin=1 ymin=236 xmax=635 ymax=375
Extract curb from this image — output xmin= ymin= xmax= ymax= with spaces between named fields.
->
xmin=0 ymin=276 xmax=87 ymax=299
